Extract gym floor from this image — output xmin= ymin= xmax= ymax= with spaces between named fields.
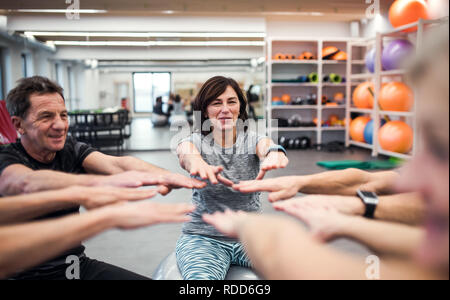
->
xmin=84 ymin=138 xmax=375 ymax=278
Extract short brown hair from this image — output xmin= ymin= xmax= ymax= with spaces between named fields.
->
xmin=6 ymin=76 xmax=65 ymax=119
xmin=193 ymin=76 xmax=248 ymax=135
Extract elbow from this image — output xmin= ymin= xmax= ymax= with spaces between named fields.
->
xmin=0 ymin=177 xmax=26 ymax=196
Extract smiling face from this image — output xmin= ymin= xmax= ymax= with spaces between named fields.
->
xmin=206 ymin=85 xmax=241 ymax=132
xmin=16 ymin=93 xmax=69 ymax=158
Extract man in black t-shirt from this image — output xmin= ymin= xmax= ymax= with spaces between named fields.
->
xmin=0 ymin=76 xmax=206 ymax=280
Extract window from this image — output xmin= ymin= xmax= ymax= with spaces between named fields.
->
xmin=21 ymin=54 xmax=27 ymax=78
xmin=133 ymin=72 xmax=171 ymax=113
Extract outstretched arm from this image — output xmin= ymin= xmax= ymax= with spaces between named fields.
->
xmin=274 ymin=201 xmax=424 ymax=256
xmin=0 ymin=201 xmax=194 ymax=279
xmin=203 ymin=211 xmax=443 ymax=280
xmin=273 ymin=192 xmax=425 ymax=225
xmin=0 ymin=186 xmax=158 ymax=225
xmin=177 ymin=141 xmax=232 ymax=186
xmin=233 ymin=169 xmax=400 ymax=202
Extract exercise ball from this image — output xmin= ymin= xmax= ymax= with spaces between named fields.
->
xmin=350 ymin=116 xmax=371 ymax=143
xmin=281 ymin=94 xmax=291 ymax=104
xmin=379 ymin=82 xmax=414 ymax=112
xmin=382 ymin=39 xmax=414 ymax=71
xmin=389 ymin=0 xmax=429 ymax=33
xmin=352 ymin=82 xmax=374 ymax=109
xmin=364 ymin=119 xmax=387 ymax=145
xmin=378 ymin=121 xmax=413 ymax=153
xmin=365 ymin=48 xmax=376 ymax=73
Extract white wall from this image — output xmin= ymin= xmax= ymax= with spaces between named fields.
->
xmin=266 ymin=20 xmax=352 ymax=38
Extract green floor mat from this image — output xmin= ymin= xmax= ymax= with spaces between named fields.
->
xmin=317 ymin=159 xmax=402 ymax=170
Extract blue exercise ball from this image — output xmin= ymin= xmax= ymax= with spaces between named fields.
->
xmin=364 ymin=119 xmax=387 ymax=144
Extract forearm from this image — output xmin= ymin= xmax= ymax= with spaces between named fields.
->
xmin=297 ymin=168 xmax=374 ymax=196
xmin=337 ymin=217 xmax=425 ymax=257
xmin=0 ymin=169 xmax=100 ymax=196
xmin=238 ymin=215 xmax=367 ymax=280
xmin=0 ymin=188 xmax=82 ymax=225
xmin=177 ymin=142 xmax=202 ymax=172
xmin=375 ymin=193 xmax=425 ymax=225
xmin=0 ymin=207 xmax=117 ymax=279
xmin=109 ymin=156 xmax=169 ymax=175
xmin=256 ymin=138 xmax=274 ymax=160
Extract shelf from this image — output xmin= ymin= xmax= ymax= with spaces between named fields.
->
xmin=349 ymin=108 xmax=373 ymax=114
xmin=271 ymin=60 xmax=319 ymax=65
xmin=270 ymin=127 xmax=318 ymax=132
xmin=380 ymin=70 xmax=407 ymax=77
xmin=271 ymin=105 xmax=317 ymax=110
xmin=351 ymin=60 xmax=366 ymax=65
xmin=322 ymin=83 xmax=347 ymax=87
xmin=378 ymin=148 xmax=412 ymax=160
xmin=349 ymin=140 xmax=373 ymax=150
xmin=322 ymin=127 xmax=346 ymax=131
xmin=322 ymin=105 xmax=346 ymax=109
xmin=322 ymin=60 xmax=346 ymax=64
xmin=379 ymin=110 xmax=414 ymax=117
xmin=350 ymin=73 xmax=374 ymax=80
xmin=271 ymin=83 xmax=318 ymax=87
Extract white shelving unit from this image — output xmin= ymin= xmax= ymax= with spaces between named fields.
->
xmin=345 ymin=17 xmax=449 ymax=160
xmin=266 ymin=37 xmax=362 ymax=147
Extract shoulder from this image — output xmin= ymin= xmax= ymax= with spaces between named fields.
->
xmin=61 ymin=136 xmax=96 ymax=160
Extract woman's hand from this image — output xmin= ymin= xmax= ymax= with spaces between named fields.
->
xmin=185 ymin=156 xmax=233 ymax=186
xmin=256 ymin=151 xmax=289 ymax=180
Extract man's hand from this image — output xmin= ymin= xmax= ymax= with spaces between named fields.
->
xmin=202 ymin=210 xmax=250 ymax=239
xmin=273 ymin=195 xmax=365 ymax=217
xmin=233 ymin=176 xmax=302 ymax=202
xmin=256 ymin=152 xmax=289 ymax=180
xmin=273 ymin=200 xmax=356 ymax=242
xmin=109 ymin=202 xmax=196 ymax=230
xmin=67 ymin=186 xmax=158 ymax=210
xmin=95 ymin=170 xmax=206 ymax=192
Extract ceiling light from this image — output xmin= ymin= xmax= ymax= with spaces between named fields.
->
xmin=50 ymin=40 xmax=265 ymax=47
xmin=11 ymin=9 xmax=107 ymax=14
xmin=24 ymin=31 xmax=266 ymax=38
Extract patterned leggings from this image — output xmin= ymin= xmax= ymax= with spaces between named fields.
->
xmin=176 ymin=234 xmax=252 ymax=280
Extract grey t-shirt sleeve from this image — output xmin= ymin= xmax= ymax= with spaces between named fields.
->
xmin=178 ymin=133 xmax=202 ymax=149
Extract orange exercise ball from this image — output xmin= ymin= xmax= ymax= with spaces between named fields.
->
xmin=281 ymin=94 xmax=291 ymax=104
xmin=379 ymin=82 xmax=414 ymax=112
xmin=350 ymin=116 xmax=371 ymax=143
xmin=378 ymin=121 xmax=413 ymax=153
xmin=389 ymin=0 xmax=429 ymax=33
xmin=352 ymin=82 xmax=374 ymax=109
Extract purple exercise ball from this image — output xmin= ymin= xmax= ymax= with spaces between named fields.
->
xmin=365 ymin=48 xmax=376 ymax=73
xmin=382 ymin=39 xmax=414 ymax=71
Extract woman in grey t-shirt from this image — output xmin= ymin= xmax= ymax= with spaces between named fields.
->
xmin=176 ymin=76 xmax=288 ymax=280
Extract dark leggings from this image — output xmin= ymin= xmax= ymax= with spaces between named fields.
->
xmin=10 ymin=257 xmax=150 ymax=280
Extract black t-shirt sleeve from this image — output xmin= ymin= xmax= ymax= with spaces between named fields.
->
xmin=0 ymin=144 xmax=26 ymax=175
xmin=66 ymin=136 xmax=96 ymax=171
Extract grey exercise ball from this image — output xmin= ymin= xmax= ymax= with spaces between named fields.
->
xmin=152 ymin=252 xmax=261 ymax=280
